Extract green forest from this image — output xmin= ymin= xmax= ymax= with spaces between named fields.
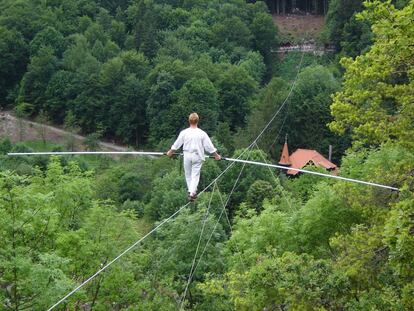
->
xmin=0 ymin=0 xmax=413 ymax=310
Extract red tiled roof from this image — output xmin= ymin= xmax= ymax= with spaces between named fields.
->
xmin=287 ymin=149 xmax=337 ymax=175
xmin=278 ymin=142 xmax=291 ymax=166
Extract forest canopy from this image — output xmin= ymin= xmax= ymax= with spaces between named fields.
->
xmin=0 ymin=0 xmax=413 ymax=310
xmin=0 ymin=0 xmax=278 ymax=147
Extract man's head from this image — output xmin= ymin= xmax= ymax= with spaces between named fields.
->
xmin=188 ymin=112 xmax=199 ymax=125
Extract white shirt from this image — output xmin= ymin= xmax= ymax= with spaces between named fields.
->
xmin=171 ymin=127 xmax=217 ymax=161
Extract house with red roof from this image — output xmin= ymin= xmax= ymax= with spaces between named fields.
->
xmin=278 ymin=140 xmax=338 ymax=176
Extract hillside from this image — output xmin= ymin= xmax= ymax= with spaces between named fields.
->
xmin=273 ymin=14 xmax=325 ymax=43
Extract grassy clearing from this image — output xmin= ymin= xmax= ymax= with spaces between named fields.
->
xmin=19 ymin=140 xmax=62 ymax=151
xmin=274 ymin=51 xmax=336 ymax=80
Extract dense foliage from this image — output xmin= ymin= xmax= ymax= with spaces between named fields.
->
xmin=330 ymin=0 xmax=414 ymax=149
xmin=0 ymin=0 xmax=277 ymax=146
xmin=0 ymin=0 xmax=413 ymax=310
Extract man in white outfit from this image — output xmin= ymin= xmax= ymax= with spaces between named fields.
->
xmin=167 ymin=113 xmax=221 ymax=201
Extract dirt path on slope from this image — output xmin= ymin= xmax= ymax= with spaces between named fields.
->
xmin=0 ymin=111 xmax=129 ymax=151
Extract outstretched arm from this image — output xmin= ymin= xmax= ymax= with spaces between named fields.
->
xmin=167 ymin=131 xmax=184 ymax=158
xmin=203 ymin=133 xmax=221 ymax=160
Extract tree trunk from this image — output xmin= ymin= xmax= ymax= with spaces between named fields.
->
xmin=90 ymin=276 xmax=103 ymax=310
xmin=271 ymin=0 xmax=275 ymax=13
xmin=90 ymin=258 xmax=108 ymax=310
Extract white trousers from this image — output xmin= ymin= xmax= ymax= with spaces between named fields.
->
xmin=183 ymin=152 xmax=203 ymax=195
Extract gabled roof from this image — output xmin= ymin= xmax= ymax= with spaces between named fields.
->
xmin=287 ymin=149 xmax=337 ymax=175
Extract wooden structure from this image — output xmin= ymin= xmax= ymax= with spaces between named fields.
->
xmin=278 ymin=140 xmax=338 ymax=176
